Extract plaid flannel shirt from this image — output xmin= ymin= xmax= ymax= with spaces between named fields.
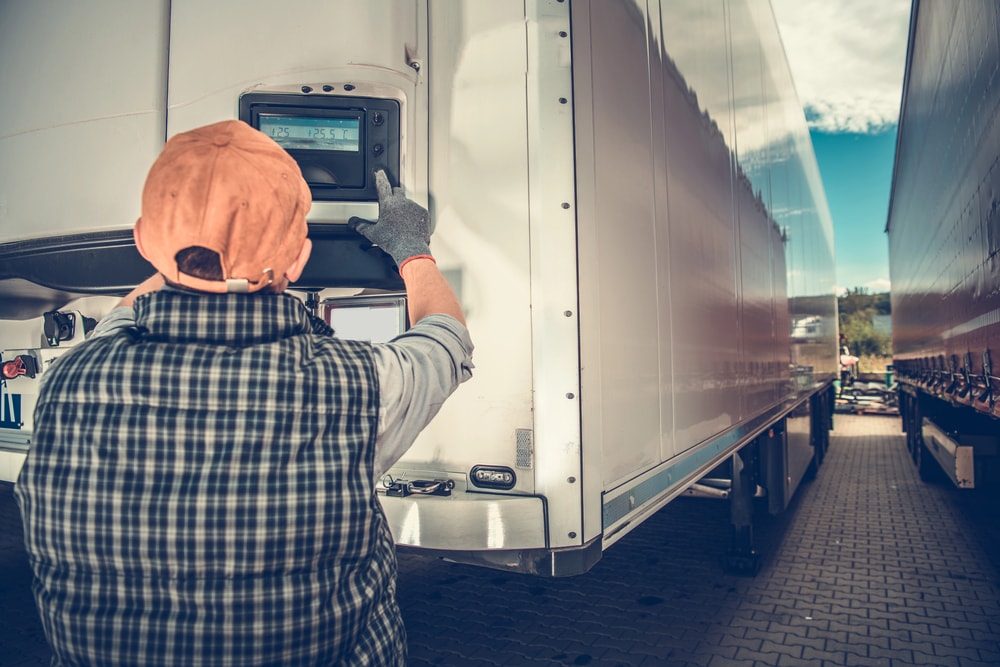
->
xmin=16 ymin=290 xmax=407 ymax=666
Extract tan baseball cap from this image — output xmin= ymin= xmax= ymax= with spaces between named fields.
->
xmin=135 ymin=120 xmax=312 ymax=293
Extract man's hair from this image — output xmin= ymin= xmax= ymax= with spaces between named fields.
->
xmin=175 ymin=246 xmax=224 ymax=281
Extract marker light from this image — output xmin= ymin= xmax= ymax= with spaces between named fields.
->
xmin=470 ymin=465 xmax=516 ymax=490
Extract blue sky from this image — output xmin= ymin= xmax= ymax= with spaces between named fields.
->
xmin=811 ymin=130 xmax=898 ymax=293
xmin=771 ymin=0 xmax=912 ymax=295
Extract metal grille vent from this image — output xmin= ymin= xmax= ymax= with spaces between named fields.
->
xmin=515 ymin=429 xmax=533 ymax=469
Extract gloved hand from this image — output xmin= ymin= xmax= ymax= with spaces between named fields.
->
xmin=348 ymin=170 xmax=432 ymax=270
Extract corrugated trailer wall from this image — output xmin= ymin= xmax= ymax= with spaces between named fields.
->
xmin=888 ymin=0 xmax=1000 ymax=414
xmin=573 ymin=0 xmax=837 ymax=542
xmin=575 ymin=0 xmax=836 ymax=468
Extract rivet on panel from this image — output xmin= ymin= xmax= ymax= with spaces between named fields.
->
xmin=568 ymin=531 xmax=577 ymax=538
xmin=567 ymin=477 xmax=576 ymax=484
xmin=564 ymin=310 xmax=573 ymax=317
xmin=566 ymin=393 xmax=575 ymax=399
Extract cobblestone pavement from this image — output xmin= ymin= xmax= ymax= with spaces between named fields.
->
xmin=3 ymin=415 xmax=1000 ymax=666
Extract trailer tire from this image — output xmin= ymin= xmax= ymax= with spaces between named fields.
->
xmin=804 ymin=451 xmax=819 ymax=481
xmin=907 ymin=424 xmax=919 ymax=464
xmin=915 ymin=437 xmax=941 ymax=483
xmin=903 ymin=394 xmax=922 ymax=465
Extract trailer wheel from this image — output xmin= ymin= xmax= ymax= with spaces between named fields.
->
xmin=903 ymin=394 xmax=921 ymax=464
xmin=899 ymin=391 xmax=910 ymax=435
xmin=803 ymin=451 xmax=819 ymax=481
xmin=906 ymin=422 xmax=919 ymax=464
xmin=914 ymin=437 xmax=941 ymax=483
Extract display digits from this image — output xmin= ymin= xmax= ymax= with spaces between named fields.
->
xmin=258 ymin=115 xmax=359 ymax=151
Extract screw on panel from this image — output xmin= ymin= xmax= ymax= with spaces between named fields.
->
xmin=301 ymin=85 xmax=313 ymax=94
xmin=568 ymin=532 xmax=577 ymax=538
xmin=567 ymin=477 xmax=576 ymax=483
xmin=558 ymin=97 xmax=568 ymax=104
xmin=561 ymin=202 xmax=571 ymax=209
xmin=343 ymin=84 xmax=356 ymax=91
xmin=566 ymin=393 xmax=575 ymax=399
xmin=564 ymin=310 xmax=573 ymax=317
xmin=322 ymin=85 xmax=334 ymax=92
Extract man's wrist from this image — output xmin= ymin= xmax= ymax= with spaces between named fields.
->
xmin=398 ymin=254 xmax=436 ymax=273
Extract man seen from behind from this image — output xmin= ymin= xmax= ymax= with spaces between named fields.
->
xmin=15 ymin=119 xmax=473 ymax=666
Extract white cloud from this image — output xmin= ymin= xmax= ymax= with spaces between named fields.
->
xmin=770 ymin=0 xmax=911 ymax=134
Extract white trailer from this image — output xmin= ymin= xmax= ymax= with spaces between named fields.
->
xmin=0 ymin=0 xmax=838 ymax=575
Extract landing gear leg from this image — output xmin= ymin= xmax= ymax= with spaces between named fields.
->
xmin=724 ymin=446 xmax=761 ymax=576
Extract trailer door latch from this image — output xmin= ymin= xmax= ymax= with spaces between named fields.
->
xmin=383 ymin=476 xmax=455 ymax=497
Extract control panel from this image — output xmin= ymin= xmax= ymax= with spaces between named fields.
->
xmin=239 ymin=91 xmax=400 ymax=201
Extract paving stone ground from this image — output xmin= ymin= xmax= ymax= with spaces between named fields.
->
xmin=3 ymin=414 xmax=1000 ymax=666
xmin=396 ymin=415 xmax=1000 ymax=667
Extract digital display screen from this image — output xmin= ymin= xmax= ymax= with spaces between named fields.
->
xmin=258 ymin=115 xmax=361 ymax=152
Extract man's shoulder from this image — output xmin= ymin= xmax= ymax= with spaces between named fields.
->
xmin=35 ymin=333 xmax=124 ymax=399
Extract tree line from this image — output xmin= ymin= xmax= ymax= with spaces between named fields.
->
xmin=839 ymin=287 xmax=891 ymax=358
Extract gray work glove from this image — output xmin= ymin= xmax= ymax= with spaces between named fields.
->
xmin=348 ymin=170 xmax=432 ymax=269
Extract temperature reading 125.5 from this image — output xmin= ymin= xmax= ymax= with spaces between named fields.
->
xmin=257 ymin=115 xmax=361 ymax=152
